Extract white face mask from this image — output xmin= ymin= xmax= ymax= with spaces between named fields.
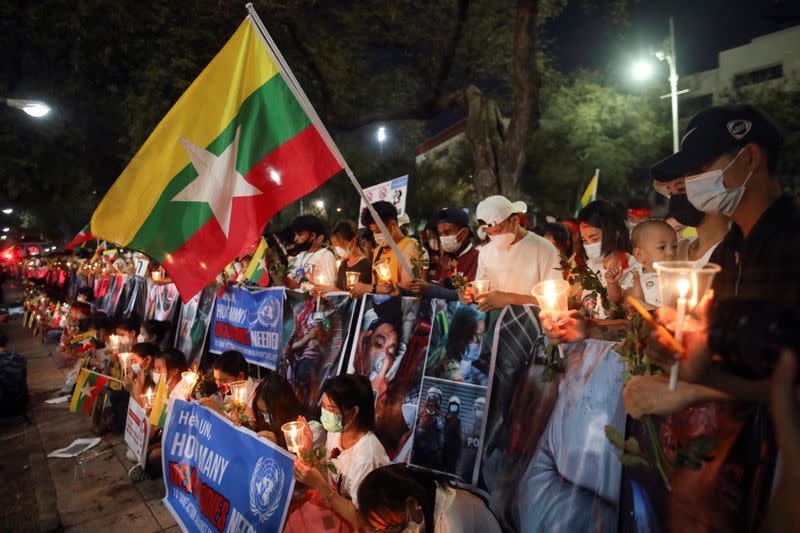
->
xmin=131 ymin=363 xmax=142 ymax=375
xmin=440 ymin=233 xmax=462 ymax=253
xmin=374 ymin=232 xmax=388 ymax=247
xmin=334 ymin=245 xmax=350 ymax=259
xmin=151 ymin=371 xmax=162 ymax=385
xmin=488 ymin=232 xmax=515 ymax=250
xmin=137 ymin=334 xmax=147 ymax=344
xmin=584 ymin=241 xmax=603 ymax=260
xmin=685 ymin=148 xmax=752 ymax=216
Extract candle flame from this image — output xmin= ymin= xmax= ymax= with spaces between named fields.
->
xmin=543 ymin=280 xmax=557 ymax=307
xmin=677 ymin=278 xmax=690 ymax=298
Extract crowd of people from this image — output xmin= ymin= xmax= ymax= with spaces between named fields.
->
xmin=3 ymin=102 xmax=799 ymax=531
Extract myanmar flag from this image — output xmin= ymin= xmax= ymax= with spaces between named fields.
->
xmin=243 ymin=237 xmax=270 ymax=286
xmin=148 ymin=377 xmax=169 ymax=428
xmin=69 ymin=331 xmax=96 ymax=354
xmin=90 ymin=17 xmax=343 ymax=302
xmin=66 ymin=224 xmax=95 ymax=250
xmin=69 ymin=369 xmax=112 ymax=413
xmin=575 ymin=168 xmax=599 ymax=216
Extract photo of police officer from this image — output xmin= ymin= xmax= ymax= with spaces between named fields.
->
xmin=410 ymin=376 xmax=487 ymax=483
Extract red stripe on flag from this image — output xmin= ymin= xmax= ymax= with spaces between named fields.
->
xmin=165 ymin=125 xmax=342 ymax=301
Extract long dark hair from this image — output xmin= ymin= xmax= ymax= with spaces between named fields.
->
xmin=357 ymin=464 xmax=451 ymax=531
xmin=577 ymin=200 xmax=631 ymax=258
xmin=321 ymin=374 xmax=376 ymax=431
xmin=445 ymin=307 xmax=479 ymax=361
xmin=251 ymin=374 xmax=303 ymax=448
xmin=213 ymin=350 xmax=249 ymax=378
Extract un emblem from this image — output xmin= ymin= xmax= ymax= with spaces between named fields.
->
xmin=256 ymin=296 xmax=280 ymax=328
xmin=249 ymin=457 xmax=284 ymax=523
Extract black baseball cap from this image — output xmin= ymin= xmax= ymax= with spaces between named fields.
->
xmin=651 ymin=104 xmax=783 ymax=182
xmin=437 ymin=207 xmax=470 ymax=228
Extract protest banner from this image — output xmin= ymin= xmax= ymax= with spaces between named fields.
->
xmin=277 ymin=291 xmax=358 ymax=415
xmin=210 ymin=286 xmax=285 ymax=369
xmin=357 ymin=175 xmax=408 ymax=227
xmin=176 ymin=285 xmax=217 ymax=367
xmin=347 ymin=295 xmax=430 ymax=460
xmin=162 ymin=400 xmax=295 ymax=533
xmin=124 ymin=396 xmax=150 ymax=466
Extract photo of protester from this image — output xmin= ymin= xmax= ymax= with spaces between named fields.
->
xmin=348 ymin=295 xmax=431 ymax=460
xmin=426 ymin=301 xmax=491 ymax=385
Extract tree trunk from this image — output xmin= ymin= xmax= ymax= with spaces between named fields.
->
xmin=464 ymin=0 xmax=539 ymax=200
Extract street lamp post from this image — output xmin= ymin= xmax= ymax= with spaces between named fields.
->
xmin=3 ymin=98 xmax=51 ymax=118
xmin=658 ymin=17 xmax=680 ymax=154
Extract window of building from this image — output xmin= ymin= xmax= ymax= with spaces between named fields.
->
xmin=733 ymin=63 xmax=783 ymax=88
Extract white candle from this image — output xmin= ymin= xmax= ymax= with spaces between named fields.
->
xmin=289 ymin=426 xmax=300 ymax=454
xmin=669 ymin=278 xmax=690 ymax=390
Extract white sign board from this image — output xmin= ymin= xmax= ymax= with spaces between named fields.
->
xmin=124 ymin=396 xmax=151 ymax=465
xmin=358 ymin=175 xmax=408 ymax=227
xmin=135 ymin=258 xmax=150 ymax=278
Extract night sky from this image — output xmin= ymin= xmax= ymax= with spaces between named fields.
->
xmin=546 ymin=0 xmax=799 ymax=78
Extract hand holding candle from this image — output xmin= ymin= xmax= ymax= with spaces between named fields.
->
xmin=181 ymin=371 xmax=199 ymax=399
xmin=281 ymin=421 xmax=307 ymax=455
xmin=374 ymin=260 xmax=392 ymax=285
xmin=345 ymin=271 xmax=360 ymax=290
xmin=470 ymin=279 xmax=492 ymax=298
xmin=142 ymin=387 xmax=154 ymax=410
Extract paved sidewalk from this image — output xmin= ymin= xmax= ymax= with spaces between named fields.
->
xmin=0 ymin=316 xmax=178 ymax=532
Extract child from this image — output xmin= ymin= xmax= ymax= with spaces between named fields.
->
xmin=618 ymin=219 xmax=678 ymax=309
xmin=576 ymin=200 xmax=632 ymax=319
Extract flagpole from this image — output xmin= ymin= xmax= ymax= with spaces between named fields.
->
xmin=244 ymin=4 xmax=414 ymax=279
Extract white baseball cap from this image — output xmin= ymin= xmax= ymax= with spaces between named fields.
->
xmin=475 ymin=195 xmax=527 ymax=227
xmin=398 ymin=213 xmax=411 ymax=226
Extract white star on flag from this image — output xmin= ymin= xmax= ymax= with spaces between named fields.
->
xmin=80 ymin=384 xmax=94 ymax=399
xmin=172 ymin=127 xmax=262 ymax=238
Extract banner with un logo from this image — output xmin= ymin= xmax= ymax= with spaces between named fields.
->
xmin=210 ymin=286 xmax=285 ymax=369
xmin=162 ymin=400 xmax=295 ymax=533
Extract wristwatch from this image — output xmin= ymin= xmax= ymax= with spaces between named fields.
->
xmin=323 ymin=487 xmax=335 ymax=505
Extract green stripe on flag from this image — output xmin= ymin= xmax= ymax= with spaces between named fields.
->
xmin=127 ymin=75 xmax=311 ymax=257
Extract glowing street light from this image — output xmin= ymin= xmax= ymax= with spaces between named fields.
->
xmin=631 ymin=60 xmax=654 ymax=81
xmin=4 ymin=98 xmax=51 ymax=118
xmin=376 ymin=126 xmax=387 ymax=144
xmin=2 ymin=208 xmax=12 ymax=215
xmin=2 ymin=228 xmax=9 ymax=233
xmin=314 ymin=199 xmax=325 ymax=210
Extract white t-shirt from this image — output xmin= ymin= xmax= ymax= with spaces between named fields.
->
xmin=326 ymin=431 xmax=389 ymax=508
xmin=433 ymin=486 xmax=501 ymax=533
xmin=619 ymin=264 xmax=661 ymax=307
xmin=475 ymin=232 xmax=562 ymax=295
xmin=290 ymin=248 xmax=338 ymax=285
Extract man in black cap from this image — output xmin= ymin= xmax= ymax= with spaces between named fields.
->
xmin=410 ymin=207 xmax=479 ymax=300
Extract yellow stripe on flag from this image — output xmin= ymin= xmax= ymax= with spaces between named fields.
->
xmin=149 ymin=377 xmax=169 ymax=427
xmin=580 ymin=169 xmax=599 ymax=208
xmin=243 ymin=237 xmax=268 ymax=279
xmin=69 ymin=369 xmax=91 ymax=412
xmin=91 ymin=18 xmax=280 ymax=246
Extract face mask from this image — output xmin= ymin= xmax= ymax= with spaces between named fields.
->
xmin=440 ymin=234 xmax=461 ymax=253
xmin=262 ymin=411 xmax=271 ymax=426
xmin=464 ymin=342 xmax=481 ymax=362
xmin=131 ymin=363 xmax=142 ymax=375
xmin=488 ymin=232 xmax=515 ymax=250
xmin=293 ymin=239 xmax=312 ymax=253
xmin=151 ymin=372 xmax=162 ymax=385
xmin=320 ymin=408 xmax=343 ymax=433
xmin=668 ymin=194 xmax=705 ymax=227
xmin=137 ymin=334 xmax=148 ymax=344
xmin=685 ymin=151 xmax=752 ymax=216
xmin=373 ymin=232 xmax=388 ymax=247
xmin=334 ymin=245 xmax=350 ymax=259
xmin=475 ymin=408 xmax=484 ymax=420
xmin=584 ymin=241 xmax=603 ymax=260
xmin=449 ymin=404 xmax=459 ymax=414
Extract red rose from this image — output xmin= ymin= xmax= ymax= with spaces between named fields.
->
xmin=330 ymin=447 xmax=341 ymax=459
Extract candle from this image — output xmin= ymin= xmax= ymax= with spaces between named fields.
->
xmin=227 ymin=380 xmax=249 ymax=407
xmin=281 ymin=421 xmax=306 ymax=455
xmin=152 ymin=271 xmax=161 ymax=282
xmin=118 ymin=352 xmax=131 ymax=378
xmin=142 ymin=388 xmax=154 ymax=409
xmin=181 ymin=371 xmax=199 ymax=399
xmin=108 ymin=334 xmax=120 ymax=351
xmin=669 ymin=278 xmax=690 ymax=390
xmin=532 ymin=279 xmax=570 ymax=359
xmin=345 ymin=271 xmax=360 ymax=290
xmin=470 ymin=279 xmax=492 ymax=297
xmin=374 ymin=260 xmax=392 ymax=284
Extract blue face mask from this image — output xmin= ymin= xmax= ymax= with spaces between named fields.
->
xmin=464 ymin=343 xmax=481 ymax=362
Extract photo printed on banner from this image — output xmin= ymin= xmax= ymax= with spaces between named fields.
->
xmin=347 ymin=295 xmax=431 ymax=461
xmin=410 ymin=376 xmax=487 ymax=484
xmin=277 ymin=290 xmax=358 ymax=417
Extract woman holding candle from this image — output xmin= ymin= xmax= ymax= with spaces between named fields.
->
xmin=576 ymin=200 xmax=632 ymax=318
xmin=328 ymin=221 xmax=372 ymax=292
xmin=198 ymin=350 xmax=259 ymax=421
xmin=251 ymin=374 xmax=325 ymax=450
xmin=293 ymin=374 xmax=390 ymax=528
